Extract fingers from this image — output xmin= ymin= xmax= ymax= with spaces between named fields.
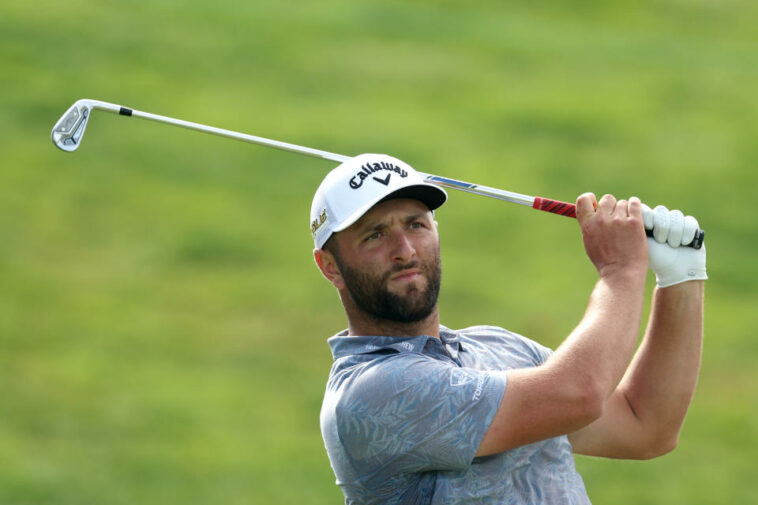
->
xmin=596 ymin=194 xmax=617 ymax=214
xmin=575 ymin=193 xmax=598 ymax=222
xmin=682 ymin=215 xmax=699 ymax=245
xmin=628 ymin=197 xmax=642 ymax=218
xmin=641 ymin=203 xmax=654 ymax=229
xmin=644 ymin=203 xmax=701 ymax=247
xmin=580 ymin=194 xmax=700 ymax=249
xmin=615 ymin=198 xmax=629 ymax=217
xmin=577 ymin=193 xmax=637 ymax=220
xmin=581 ymin=193 xmax=700 ymax=250
xmin=667 ymin=210 xmax=685 ymax=247
xmin=653 ymin=205 xmax=670 ymax=244
xmin=577 ymin=193 xmax=648 ymax=276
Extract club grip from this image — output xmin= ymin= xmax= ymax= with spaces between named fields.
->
xmin=532 ymin=197 xmax=705 ymax=249
xmin=532 ymin=197 xmax=577 ymax=217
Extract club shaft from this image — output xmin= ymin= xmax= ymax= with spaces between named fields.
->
xmin=53 ymin=99 xmax=704 ymax=248
xmin=102 ymin=103 xmax=539 ymax=207
xmin=420 ymin=174 xmax=535 ymax=206
xmin=124 ymin=108 xmax=350 ymax=163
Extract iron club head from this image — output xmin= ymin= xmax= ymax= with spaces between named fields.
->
xmin=51 ymin=99 xmax=123 ymax=152
xmin=51 ymin=100 xmax=94 ymax=152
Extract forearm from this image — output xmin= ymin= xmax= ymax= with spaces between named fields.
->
xmin=477 ymin=270 xmax=648 ymax=455
xmin=620 ymin=281 xmax=704 ymax=446
xmin=549 ymin=271 xmax=646 ymax=401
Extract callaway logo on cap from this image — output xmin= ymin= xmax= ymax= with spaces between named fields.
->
xmin=310 ymin=153 xmax=448 ymax=249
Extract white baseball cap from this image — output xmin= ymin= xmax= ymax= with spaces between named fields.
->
xmin=310 ymin=153 xmax=448 ymax=249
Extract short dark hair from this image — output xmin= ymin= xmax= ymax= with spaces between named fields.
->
xmin=321 ymin=233 xmax=341 ymax=261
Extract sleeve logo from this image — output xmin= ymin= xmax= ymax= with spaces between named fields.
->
xmin=450 ymin=368 xmax=475 ymax=387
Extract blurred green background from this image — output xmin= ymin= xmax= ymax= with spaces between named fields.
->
xmin=2 ymin=0 xmax=757 ymax=503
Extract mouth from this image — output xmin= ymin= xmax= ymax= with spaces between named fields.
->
xmin=389 ymin=269 xmax=422 ymax=283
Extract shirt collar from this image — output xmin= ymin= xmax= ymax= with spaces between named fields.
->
xmin=439 ymin=327 xmax=461 ymax=359
xmin=327 ymin=325 xmax=462 ymax=360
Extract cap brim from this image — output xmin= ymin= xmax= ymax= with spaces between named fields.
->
xmin=332 ymin=183 xmax=448 ymax=234
xmin=378 ymin=184 xmax=447 ymax=210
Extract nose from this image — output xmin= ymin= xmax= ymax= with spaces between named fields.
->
xmin=389 ymin=229 xmax=416 ymax=263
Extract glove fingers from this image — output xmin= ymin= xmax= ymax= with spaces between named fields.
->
xmin=653 ymin=205 xmax=669 ymax=243
xmin=682 ymin=215 xmax=699 ymax=246
xmin=645 ymin=203 xmax=707 ymax=287
xmin=641 ymin=203 xmax=654 ymax=230
xmin=667 ymin=210 xmax=684 ymax=248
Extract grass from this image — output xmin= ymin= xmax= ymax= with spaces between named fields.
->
xmin=1 ymin=0 xmax=757 ymax=503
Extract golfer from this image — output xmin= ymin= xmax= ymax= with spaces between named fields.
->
xmin=311 ymin=154 xmax=706 ymax=504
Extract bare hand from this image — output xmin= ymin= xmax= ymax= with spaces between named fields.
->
xmin=576 ymin=193 xmax=648 ymax=279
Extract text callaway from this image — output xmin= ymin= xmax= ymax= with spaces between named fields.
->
xmin=349 ymin=162 xmax=408 ymax=189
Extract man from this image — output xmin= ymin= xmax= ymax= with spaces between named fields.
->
xmin=311 ymin=153 xmax=706 ymax=504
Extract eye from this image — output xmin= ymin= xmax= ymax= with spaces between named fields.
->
xmin=409 ymin=220 xmax=427 ymax=230
xmin=364 ymin=230 xmax=382 ymax=242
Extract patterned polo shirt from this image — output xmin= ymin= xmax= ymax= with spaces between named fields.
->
xmin=320 ymin=325 xmax=591 ymax=504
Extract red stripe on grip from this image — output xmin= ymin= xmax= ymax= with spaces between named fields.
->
xmin=532 ymin=197 xmax=577 ymax=218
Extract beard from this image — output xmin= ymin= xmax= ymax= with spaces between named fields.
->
xmin=336 ymin=249 xmax=442 ymax=324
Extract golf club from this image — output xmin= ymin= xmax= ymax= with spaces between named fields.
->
xmin=51 ymin=98 xmax=704 ymax=249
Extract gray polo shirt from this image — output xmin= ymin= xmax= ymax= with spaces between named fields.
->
xmin=320 ymin=325 xmax=591 ymax=505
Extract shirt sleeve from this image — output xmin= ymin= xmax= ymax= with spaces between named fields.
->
xmin=335 ymin=353 xmax=508 ymax=481
xmin=530 ymin=339 xmax=553 ymax=365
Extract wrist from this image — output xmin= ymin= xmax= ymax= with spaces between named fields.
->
xmin=655 ymin=268 xmax=708 ymax=288
xmin=656 ymin=279 xmax=706 ymax=294
xmin=599 ymin=263 xmax=648 ymax=287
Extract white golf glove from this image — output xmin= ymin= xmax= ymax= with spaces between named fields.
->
xmin=641 ymin=204 xmax=708 ymax=288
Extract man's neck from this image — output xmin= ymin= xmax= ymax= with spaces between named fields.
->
xmin=346 ymin=307 xmax=441 ymax=338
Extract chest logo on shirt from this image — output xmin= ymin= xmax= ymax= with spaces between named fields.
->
xmin=450 ymin=368 xmax=476 ymax=387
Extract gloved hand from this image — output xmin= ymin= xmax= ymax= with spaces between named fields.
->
xmin=641 ymin=204 xmax=708 ymax=288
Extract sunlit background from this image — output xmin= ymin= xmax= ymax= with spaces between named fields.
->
xmin=2 ymin=1 xmax=757 ymax=503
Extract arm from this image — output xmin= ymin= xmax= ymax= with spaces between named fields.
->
xmin=569 ymin=205 xmax=707 ymax=458
xmin=476 ymin=194 xmax=649 ymax=456
xmin=569 ymin=280 xmax=704 ymax=459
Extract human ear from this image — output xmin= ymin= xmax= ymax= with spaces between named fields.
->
xmin=313 ymin=248 xmax=345 ymax=289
